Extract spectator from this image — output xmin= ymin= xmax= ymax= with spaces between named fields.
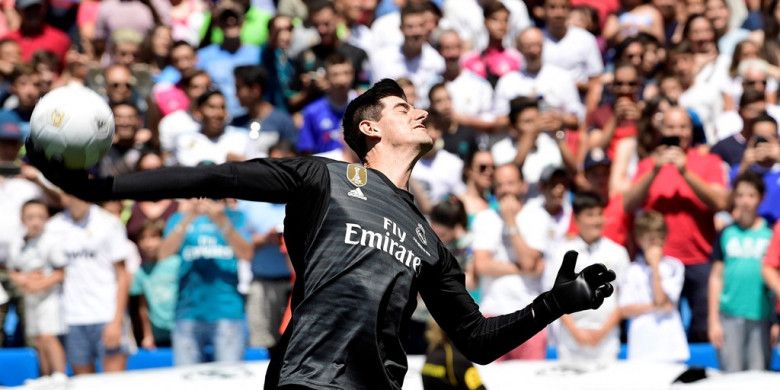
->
xmin=168 ymin=0 xmax=207 ymax=45
xmin=472 ymin=162 xmax=547 ymax=360
xmin=619 ymin=211 xmax=688 ymax=362
xmin=623 ymin=106 xmax=729 ymax=342
xmin=541 ymin=0 xmax=604 ymax=113
xmin=291 ymin=0 xmax=370 ymax=110
xmin=197 ymin=1 xmax=261 ymax=119
xmin=460 ymin=2 xmax=522 ymax=87
xmin=546 ymin=191 xmax=629 ymax=362
xmin=516 ymin=165 xmax=573 ymax=263
xmin=126 ymin=151 xmax=179 ymax=243
xmin=240 ymin=142 xmax=294 ymax=349
xmin=2 ymin=64 xmax=41 ymax=137
xmin=460 ymin=149 xmax=495 ymax=219
xmin=138 ymin=25 xmax=173 ymax=77
xmin=578 ymin=148 xmax=631 ymax=247
xmin=441 ymin=0 xmax=531 ymax=52
xmin=130 ymin=220 xmax=180 ymax=349
xmin=411 ymin=111 xmax=466 ymax=213
xmin=7 ymin=199 xmax=67 ymax=379
xmin=335 ymin=0 xmax=376 ymax=53
xmin=173 ymin=89 xmax=249 ymax=166
xmin=99 ymin=101 xmax=148 ymax=177
xmin=372 ymin=3 xmax=445 ymax=108
xmin=731 ymin=113 xmax=780 ymax=224
xmin=708 ymin=171 xmax=773 ymax=372
xmin=759 ymin=0 xmax=780 ymax=67
xmin=51 ymin=194 xmax=130 ymax=374
xmin=161 ymin=197 xmax=252 ymax=365
xmin=2 ymin=0 xmax=70 ymax=65
xmin=704 ymin=0 xmax=750 ymax=56
xmin=0 ymin=38 xmax=21 ymax=103
xmin=93 ymin=0 xmax=169 ymax=57
xmin=427 ymin=82 xmax=479 ymax=161
xmin=158 ymin=69 xmax=211 ymax=157
xmin=98 ymin=64 xmax=147 ymax=117
xmin=601 ymin=0 xmax=665 ymax=45
xmin=494 ymin=27 xmax=584 ymax=131
xmin=231 ymin=65 xmax=297 ymax=158
xmin=491 ymin=96 xmax=565 ymax=198
xmin=199 ymin=0 xmax=272 ymax=47
xmin=297 ymin=54 xmax=356 ymax=154
xmin=429 ymin=195 xmax=474 ymax=289
xmin=262 ymin=15 xmax=297 ymax=112
xmin=587 ymin=62 xmax=642 ymax=159
xmin=156 ymin=40 xmax=198 ymax=85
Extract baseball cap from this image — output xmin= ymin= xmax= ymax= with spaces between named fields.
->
xmin=539 ymin=164 xmax=568 ymax=184
xmin=15 ymin=0 xmax=43 ymax=9
xmin=583 ymin=148 xmax=610 ymax=171
xmin=0 ymin=110 xmax=23 ymax=142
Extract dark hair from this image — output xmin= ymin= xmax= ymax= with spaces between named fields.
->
xmin=508 ymin=96 xmax=539 ymax=125
xmin=763 ymin=0 xmax=780 ymax=66
xmin=308 ymin=0 xmax=336 ymax=18
xmin=614 ymin=35 xmax=643 ymax=62
xmin=733 ymin=170 xmax=765 ymax=196
xmin=178 ymin=69 xmax=210 ymax=90
xmin=194 ymin=88 xmax=224 ymax=108
xmin=427 ymin=82 xmax=447 ymax=106
xmin=572 ymin=191 xmax=605 ymax=215
xmin=267 ymin=13 xmax=291 ymax=32
xmin=636 ymin=95 xmax=674 ymax=158
xmin=342 ymin=79 xmax=406 ymax=161
xmin=739 ymin=88 xmax=766 ymax=108
xmin=400 ymin=2 xmax=429 ymax=24
xmin=430 ymin=195 xmax=468 ymax=228
xmin=233 ymin=65 xmax=268 ymax=91
xmin=9 ymin=64 xmax=36 ymax=83
xmin=483 ymin=0 xmax=509 ymax=20
xmin=110 ymin=100 xmax=140 ymax=115
xmin=729 ymin=40 xmax=757 ymax=77
xmin=667 ymin=40 xmax=693 ymax=58
xmin=571 ymin=5 xmax=601 ymax=36
xmin=324 ymin=52 xmax=352 ymax=69
xmin=751 ymin=111 xmax=778 ymax=131
xmin=30 ymin=50 xmax=59 ymax=72
xmin=682 ymin=13 xmax=713 ymax=44
xmin=21 ymin=199 xmax=48 ymax=216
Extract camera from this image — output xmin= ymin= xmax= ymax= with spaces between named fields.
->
xmin=659 ymin=136 xmax=680 ymax=147
xmin=0 ymin=162 xmax=21 ymax=177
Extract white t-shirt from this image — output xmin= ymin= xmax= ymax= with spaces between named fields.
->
xmin=471 ymin=208 xmax=542 ymax=315
xmin=442 ymin=0 xmax=531 ymax=51
xmin=173 ymin=126 xmax=249 ymax=167
xmin=446 ymin=70 xmax=496 ymax=121
xmin=546 ymin=236 xmax=630 ymax=362
xmin=370 ymin=12 xmax=403 ymax=49
xmin=0 ymin=178 xmax=43 ymax=262
xmin=680 ymin=56 xmax=729 ymax=144
xmin=8 ymin=233 xmax=66 ymax=306
xmin=411 ymin=149 xmax=466 ymax=202
xmin=48 ymin=205 xmax=129 ymax=325
xmin=542 ymin=27 xmax=603 ymax=84
xmin=491 ymin=133 xmax=562 ymax=197
xmin=714 ymin=104 xmax=780 ymax=142
xmin=493 ymin=65 xmax=585 ymax=121
xmin=620 ymin=254 xmax=689 ymax=362
xmin=515 ymin=195 xmax=572 ymax=262
xmin=158 ymin=110 xmax=200 ymax=154
xmin=371 ymin=43 xmax=445 ymax=108
xmin=346 ymin=24 xmax=375 ymax=54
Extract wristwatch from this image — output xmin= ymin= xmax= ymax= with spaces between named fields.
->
xmin=555 ymin=130 xmax=566 ymax=141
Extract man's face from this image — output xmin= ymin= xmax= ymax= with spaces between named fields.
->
xmin=429 ymin=87 xmax=452 ymax=116
xmin=485 ymin=9 xmax=509 ymax=41
xmin=112 ymin=104 xmax=140 ymax=143
xmin=437 ymin=31 xmax=462 ymax=64
xmin=585 ymin=164 xmax=609 ymax=198
xmin=311 ymin=7 xmax=338 ymax=45
xmin=542 ymin=175 xmax=568 ymax=211
xmin=513 ymin=107 xmax=539 ymax=134
xmin=186 ymin=74 xmax=210 ymax=100
xmin=112 ymin=42 xmax=139 ymax=66
xmin=576 ymin=207 xmax=604 ymax=243
xmin=198 ymin=94 xmax=227 ymax=132
xmin=372 ymin=95 xmax=431 ymax=153
xmin=494 ymin=164 xmax=525 ymax=200
xmin=270 ymin=16 xmax=293 ymax=49
xmin=326 ymin=62 xmax=355 ymax=94
xmin=623 ymin=42 xmax=644 ymax=69
xmin=660 ymin=108 xmax=693 ymax=149
xmin=12 ymin=74 xmax=41 ymax=108
xmin=739 ymin=100 xmax=766 ymax=123
xmin=742 ymin=69 xmax=769 ymax=95
xmin=704 ymin=0 xmax=730 ymax=33
xmin=20 ymin=4 xmax=45 ymax=29
xmin=670 ymin=52 xmax=695 ymax=82
xmin=170 ymin=45 xmax=196 ymax=73
xmin=517 ymin=29 xmax=543 ymax=66
xmin=469 ymin=151 xmax=495 ymax=190
xmin=0 ymin=41 xmax=21 ymax=69
xmin=235 ymin=80 xmax=259 ymax=108
xmin=401 ymin=12 xmax=427 ymax=52
xmin=687 ymin=17 xmax=715 ymax=54
xmin=105 ymin=68 xmax=133 ymax=104
xmin=219 ymin=11 xmax=244 ymax=40
xmin=611 ymin=66 xmax=640 ymax=99
xmin=544 ymin=0 xmax=571 ymax=30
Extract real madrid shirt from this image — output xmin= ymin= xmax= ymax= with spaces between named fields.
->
xmin=66 ymin=157 xmax=557 ymax=390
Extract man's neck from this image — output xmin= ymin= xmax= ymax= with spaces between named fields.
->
xmin=327 ymin=92 xmax=350 ymax=108
xmin=402 ymin=43 xmax=422 ymax=59
xmin=250 ymin=101 xmax=273 ymax=119
xmin=364 ymin=145 xmax=421 ymax=189
xmin=548 ymin=26 xmax=567 ymax=41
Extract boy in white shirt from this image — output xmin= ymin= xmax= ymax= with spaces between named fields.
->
xmin=546 ymin=191 xmax=629 ymax=363
xmin=8 ymin=199 xmax=67 ymax=378
xmin=619 ymin=211 xmax=689 ymax=362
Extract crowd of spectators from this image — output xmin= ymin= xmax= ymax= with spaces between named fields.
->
xmin=2 ymin=0 xmax=780 ymax=384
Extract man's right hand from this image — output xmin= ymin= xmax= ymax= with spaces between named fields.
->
xmin=533 ymin=251 xmax=616 ymax=321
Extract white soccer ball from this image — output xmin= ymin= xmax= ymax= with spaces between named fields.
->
xmin=30 ymin=84 xmax=115 ymax=169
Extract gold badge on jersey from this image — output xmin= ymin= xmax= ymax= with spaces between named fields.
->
xmin=51 ymin=110 xmax=65 ymax=128
xmin=347 ymin=164 xmax=367 ymax=187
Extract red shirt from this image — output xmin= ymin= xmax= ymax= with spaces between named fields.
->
xmin=632 ymin=149 xmax=726 ymax=265
xmin=3 ymin=25 xmax=71 ymax=64
xmin=566 ymin=193 xmax=631 ymax=247
xmin=762 ymin=222 xmax=780 ymax=312
xmin=586 ymin=104 xmax=637 ymax=159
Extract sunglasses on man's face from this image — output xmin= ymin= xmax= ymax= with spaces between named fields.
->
xmin=613 ymin=80 xmax=639 ymax=87
xmin=476 ymin=163 xmax=494 ymax=173
xmin=109 ymin=82 xmax=132 ymax=89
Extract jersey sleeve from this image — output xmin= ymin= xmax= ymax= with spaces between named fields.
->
xmin=419 ymin=243 xmax=550 ymax=365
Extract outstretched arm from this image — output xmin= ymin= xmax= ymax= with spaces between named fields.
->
xmin=420 ymin=250 xmax=615 ymax=364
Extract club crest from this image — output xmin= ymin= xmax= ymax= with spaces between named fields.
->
xmin=51 ymin=110 xmax=65 ymax=128
xmin=415 ymin=223 xmax=427 ymax=245
xmin=347 ymin=164 xmax=367 ymax=187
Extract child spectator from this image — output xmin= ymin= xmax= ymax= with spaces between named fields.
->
xmin=709 ymin=171 xmax=773 ymax=372
xmin=619 ymin=211 xmax=688 ymax=362
xmin=130 ymin=220 xmax=180 ymax=349
xmin=7 ymin=199 xmax=67 ymax=379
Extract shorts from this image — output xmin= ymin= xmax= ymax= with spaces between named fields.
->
xmin=24 ymin=291 xmax=66 ymax=337
xmin=65 ymin=323 xmax=129 ymax=367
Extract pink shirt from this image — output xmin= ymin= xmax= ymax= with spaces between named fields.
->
xmin=461 ymin=47 xmax=522 ymax=81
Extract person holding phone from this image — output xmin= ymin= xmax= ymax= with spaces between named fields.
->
xmin=732 ymin=113 xmax=780 ymax=224
xmin=623 ymin=105 xmax=729 ymax=343
xmin=587 ymin=62 xmax=643 ymax=159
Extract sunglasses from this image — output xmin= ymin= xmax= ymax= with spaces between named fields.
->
xmin=613 ymin=80 xmax=639 ymax=87
xmin=109 ymin=82 xmax=132 ymax=89
xmin=477 ymin=163 xmax=494 ymax=173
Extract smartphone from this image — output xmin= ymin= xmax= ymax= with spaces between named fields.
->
xmin=660 ymin=136 xmax=680 ymax=147
xmin=0 ymin=162 xmax=20 ymax=177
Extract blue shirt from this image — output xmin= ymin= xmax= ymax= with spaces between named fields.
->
xmin=129 ymin=256 xmax=181 ymax=332
xmin=238 ymin=201 xmax=290 ymax=279
xmin=154 ymin=65 xmax=182 ymax=85
xmin=730 ymin=165 xmax=780 ymax=225
xmin=231 ymin=108 xmax=298 ymax=157
xmin=164 ymin=209 xmax=251 ymax=321
xmin=297 ymin=97 xmax=345 ymax=154
xmin=197 ymin=44 xmax=261 ymax=119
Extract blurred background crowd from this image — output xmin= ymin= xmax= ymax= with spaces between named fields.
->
xmin=2 ymin=0 xmax=780 ymax=385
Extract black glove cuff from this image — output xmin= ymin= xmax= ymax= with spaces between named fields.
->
xmin=532 ymin=291 xmax=564 ymax=325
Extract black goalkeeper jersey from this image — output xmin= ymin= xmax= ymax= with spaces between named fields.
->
xmin=60 ymin=157 xmax=554 ymax=390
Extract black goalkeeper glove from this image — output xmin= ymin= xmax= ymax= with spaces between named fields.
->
xmin=24 ymin=137 xmax=92 ymax=193
xmin=532 ymin=250 xmax=616 ymax=324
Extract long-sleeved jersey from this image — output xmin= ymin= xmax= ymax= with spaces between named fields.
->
xmin=54 ymin=157 xmax=555 ymax=389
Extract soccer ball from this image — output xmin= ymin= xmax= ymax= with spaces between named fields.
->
xmin=30 ymin=84 xmax=115 ymax=169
